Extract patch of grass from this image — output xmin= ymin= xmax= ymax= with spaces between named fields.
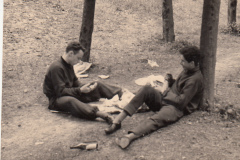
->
xmin=213 ymin=97 xmax=240 ymax=121
xmin=108 ymin=0 xmax=162 ymax=15
xmin=220 ymin=23 xmax=240 ymax=36
xmin=169 ymin=39 xmax=198 ymax=51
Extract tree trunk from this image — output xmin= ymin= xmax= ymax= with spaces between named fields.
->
xmin=162 ymin=0 xmax=175 ymax=42
xmin=79 ymin=0 xmax=96 ymax=62
xmin=228 ymin=0 xmax=237 ymax=25
xmin=200 ymin=0 xmax=221 ymax=110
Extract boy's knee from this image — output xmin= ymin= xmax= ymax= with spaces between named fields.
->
xmin=141 ymin=85 xmax=154 ymax=93
xmin=151 ymin=106 xmax=181 ymax=125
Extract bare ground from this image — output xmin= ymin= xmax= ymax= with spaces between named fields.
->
xmin=2 ymin=0 xmax=240 ymax=160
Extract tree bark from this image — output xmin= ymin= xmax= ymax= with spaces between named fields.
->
xmin=228 ymin=0 xmax=237 ymax=25
xmin=79 ymin=0 xmax=96 ymax=62
xmin=200 ymin=0 xmax=221 ymax=110
xmin=162 ymin=0 xmax=175 ymax=42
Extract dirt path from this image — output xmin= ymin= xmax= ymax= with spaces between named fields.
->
xmin=2 ymin=0 xmax=240 ymax=160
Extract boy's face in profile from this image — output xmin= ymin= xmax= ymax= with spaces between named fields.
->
xmin=180 ymin=55 xmax=194 ymax=71
xmin=69 ymin=50 xmax=84 ymax=65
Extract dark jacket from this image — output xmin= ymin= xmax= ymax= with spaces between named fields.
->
xmin=162 ymin=68 xmax=204 ymax=113
xmin=43 ymin=57 xmax=82 ymax=108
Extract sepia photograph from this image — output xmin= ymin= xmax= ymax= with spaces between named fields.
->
xmin=1 ymin=0 xmax=240 ymax=159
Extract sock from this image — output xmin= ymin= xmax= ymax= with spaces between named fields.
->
xmin=126 ymin=133 xmax=141 ymax=141
xmin=113 ymin=110 xmax=128 ymax=124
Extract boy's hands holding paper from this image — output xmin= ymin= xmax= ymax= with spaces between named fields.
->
xmin=152 ymin=74 xmax=172 ymax=93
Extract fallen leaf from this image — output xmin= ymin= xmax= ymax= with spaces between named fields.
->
xmin=35 ymin=142 xmax=44 ymax=145
xmin=148 ymin=59 xmax=159 ymax=67
xmin=98 ymin=75 xmax=110 ymax=79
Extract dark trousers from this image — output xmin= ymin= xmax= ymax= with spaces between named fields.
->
xmin=124 ymin=85 xmax=184 ymax=136
xmin=53 ymin=82 xmax=121 ymax=120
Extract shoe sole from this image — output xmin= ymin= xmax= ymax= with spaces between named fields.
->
xmin=116 ymin=137 xmax=130 ymax=149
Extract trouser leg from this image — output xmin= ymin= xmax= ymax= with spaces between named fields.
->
xmin=54 ymin=96 xmax=99 ymax=120
xmin=129 ymin=105 xmax=184 ymax=136
xmin=124 ymin=85 xmax=163 ymax=116
xmin=79 ymin=81 xmax=122 ymax=102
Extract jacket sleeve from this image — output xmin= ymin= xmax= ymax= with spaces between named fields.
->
xmin=51 ymin=66 xmax=82 ymax=97
xmin=72 ymin=75 xmax=83 ymax=87
xmin=163 ymin=80 xmax=199 ymax=110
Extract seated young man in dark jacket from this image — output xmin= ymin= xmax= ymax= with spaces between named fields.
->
xmin=105 ymin=46 xmax=204 ymax=149
xmin=43 ymin=41 xmax=122 ymax=123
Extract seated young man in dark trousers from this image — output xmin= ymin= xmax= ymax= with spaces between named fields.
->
xmin=43 ymin=41 xmax=122 ymax=123
xmin=105 ymin=46 xmax=204 ymax=149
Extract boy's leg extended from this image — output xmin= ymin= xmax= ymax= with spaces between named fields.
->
xmin=105 ymin=85 xmax=163 ymax=134
xmin=124 ymin=85 xmax=163 ymax=116
xmin=54 ymin=96 xmax=99 ymax=120
xmin=79 ymin=81 xmax=122 ymax=102
xmin=129 ymin=105 xmax=184 ymax=136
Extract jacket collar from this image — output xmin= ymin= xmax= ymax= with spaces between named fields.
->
xmin=60 ymin=56 xmax=72 ymax=69
xmin=185 ymin=66 xmax=200 ymax=75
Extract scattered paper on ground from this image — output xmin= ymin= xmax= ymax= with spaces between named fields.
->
xmin=148 ymin=60 xmax=159 ymax=67
xmin=76 ymin=74 xmax=89 ymax=78
xmin=135 ymin=75 xmax=164 ymax=86
xmin=50 ymin=75 xmax=165 ymax=114
xmin=74 ymin=62 xmax=92 ymax=78
xmin=88 ymin=88 xmax=135 ymax=113
xmin=35 ymin=142 xmax=44 ymax=145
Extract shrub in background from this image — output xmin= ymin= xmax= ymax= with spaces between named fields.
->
xmin=170 ymin=40 xmax=197 ymax=51
xmin=221 ymin=23 xmax=240 ymax=36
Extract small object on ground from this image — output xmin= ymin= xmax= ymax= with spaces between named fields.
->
xmin=74 ymin=62 xmax=92 ymax=78
xmin=236 ymin=83 xmax=240 ymax=88
xmin=148 ymin=59 xmax=159 ymax=67
xmin=49 ymin=110 xmax=70 ymax=114
xmin=50 ymin=110 xmax=60 ymax=113
xmin=135 ymin=75 xmax=164 ymax=86
xmin=98 ymin=75 xmax=110 ymax=79
xmin=187 ymin=121 xmax=192 ymax=125
xmin=70 ymin=141 xmax=98 ymax=150
xmin=88 ymin=88 xmax=135 ymax=113
xmin=74 ymin=62 xmax=92 ymax=74
xmin=77 ymin=74 xmax=89 ymax=78
xmin=227 ymin=108 xmax=233 ymax=114
xmin=35 ymin=142 xmax=44 ymax=145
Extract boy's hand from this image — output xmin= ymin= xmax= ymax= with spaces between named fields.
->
xmin=165 ymin=73 xmax=173 ymax=82
xmin=80 ymin=82 xmax=97 ymax=93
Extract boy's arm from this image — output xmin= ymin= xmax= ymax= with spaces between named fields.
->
xmin=154 ymin=73 xmax=173 ymax=93
xmin=51 ymin=67 xmax=82 ymax=97
xmin=73 ymin=76 xmax=83 ymax=87
xmin=163 ymin=79 xmax=199 ymax=110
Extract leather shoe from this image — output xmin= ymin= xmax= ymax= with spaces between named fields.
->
xmin=104 ymin=116 xmax=114 ymax=124
xmin=105 ymin=123 xmax=121 ymax=134
xmin=115 ymin=136 xmax=131 ymax=149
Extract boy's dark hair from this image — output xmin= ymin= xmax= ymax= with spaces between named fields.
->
xmin=179 ymin=46 xmax=201 ymax=66
xmin=66 ymin=41 xmax=85 ymax=54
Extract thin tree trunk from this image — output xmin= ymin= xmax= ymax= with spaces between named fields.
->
xmin=162 ymin=0 xmax=175 ymax=42
xmin=200 ymin=0 xmax=221 ymax=110
xmin=228 ymin=0 xmax=237 ymax=25
xmin=79 ymin=0 xmax=96 ymax=62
